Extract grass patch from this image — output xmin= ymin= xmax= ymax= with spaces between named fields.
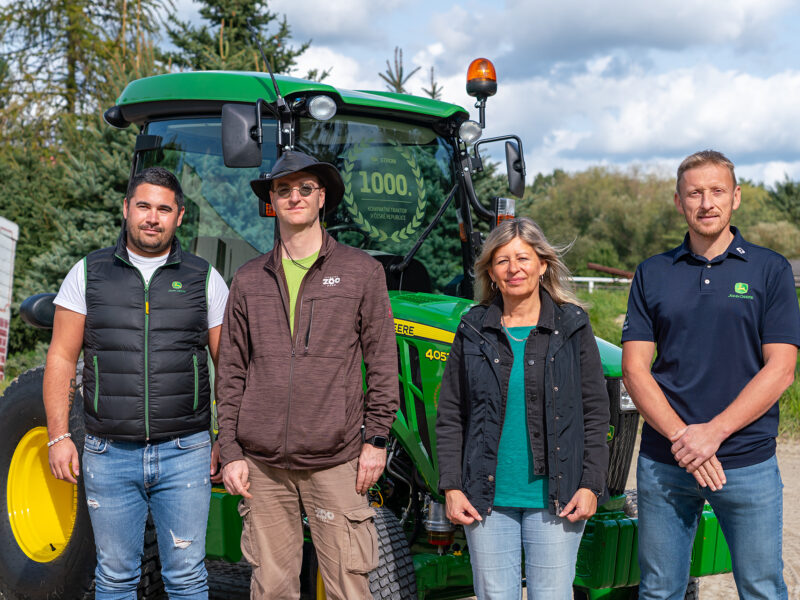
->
xmin=576 ymin=286 xmax=629 ymax=346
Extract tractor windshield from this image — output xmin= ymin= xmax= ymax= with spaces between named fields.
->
xmin=139 ymin=114 xmax=460 ymax=291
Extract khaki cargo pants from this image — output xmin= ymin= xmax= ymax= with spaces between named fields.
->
xmin=239 ymin=456 xmax=378 ymax=600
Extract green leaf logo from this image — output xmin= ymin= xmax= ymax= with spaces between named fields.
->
xmin=734 ymin=282 xmax=748 ymax=294
xmin=172 ymin=281 xmax=183 ymax=290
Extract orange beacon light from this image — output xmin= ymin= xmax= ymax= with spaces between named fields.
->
xmin=466 ymin=58 xmax=497 ymax=99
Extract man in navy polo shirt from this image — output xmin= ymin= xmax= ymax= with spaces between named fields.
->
xmin=622 ymin=150 xmax=800 ymax=600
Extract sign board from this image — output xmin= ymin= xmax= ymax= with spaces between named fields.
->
xmin=0 ymin=216 xmax=19 ymax=380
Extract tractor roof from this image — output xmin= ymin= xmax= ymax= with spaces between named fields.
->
xmin=116 ymin=71 xmax=469 ymax=123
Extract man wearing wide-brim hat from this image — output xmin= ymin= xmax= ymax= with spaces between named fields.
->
xmin=216 ymin=150 xmax=399 ymax=599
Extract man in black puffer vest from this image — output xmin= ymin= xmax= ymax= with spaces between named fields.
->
xmin=44 ymin=167 xmax=229 ymax=600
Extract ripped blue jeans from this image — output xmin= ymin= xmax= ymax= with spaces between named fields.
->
xmin=82 ymin=430 xmax=211 ymax=600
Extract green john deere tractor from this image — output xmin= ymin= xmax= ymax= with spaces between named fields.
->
xmin=0 ymin=59 xmax=732 ymax=599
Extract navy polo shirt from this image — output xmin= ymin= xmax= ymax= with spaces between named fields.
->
xmin=622 ymin=227 xmax=800 ymax=468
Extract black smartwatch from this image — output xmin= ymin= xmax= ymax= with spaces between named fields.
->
xmin=365 ymin=435 xmax=387 ymax=448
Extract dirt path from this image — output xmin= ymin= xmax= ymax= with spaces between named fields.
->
xmin=624 ymin=437 xmax=800 ymax=599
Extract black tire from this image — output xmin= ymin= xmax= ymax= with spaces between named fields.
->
xmin=606 ymin=379 xmax=639 ymax=496
xmin=301 ymin=506 xmax=417 ymax=599
xmin=621 ymin=489 xmax=700 ymax=600
xmin=369 ymin=506 xmax=417 ymax=600
xmin=0 ymin=367 xmax=165 ymax=600
xmin=0 ymin=367 xmax=95 ymax=600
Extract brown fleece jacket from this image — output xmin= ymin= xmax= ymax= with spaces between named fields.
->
xmin=216 ymin=231 xmax=399 ymax=469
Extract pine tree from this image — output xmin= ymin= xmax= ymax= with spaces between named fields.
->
xmin=163 ymin=0 xmax=309 ymax=74
xmin=421 ymin=67 xmax=443 ymax=100
xmin=0 ymin=0 xmax=168 ymax=115
xmin=379 ymin=47 xmax=420 ymax=94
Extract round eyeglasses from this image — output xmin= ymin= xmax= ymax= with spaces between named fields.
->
xmin=273 ymin=184 xmax=322 ymax=199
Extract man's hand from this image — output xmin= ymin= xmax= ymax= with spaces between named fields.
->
xmin=559 ymin=488 xmax=598 ymax=522
xmin=210 ymin=441 xmax=222 ymax=483
xmin=221 ymin=459 xmax=252 ymax=498
xmin=49 ymin=438 xmax=80 ymax=484
xmin=689 ymin=455 xmax=726 ymax=491
xmin=356 ymin=443 xmax=386 ymax=495
xmin=670 ymin=424 xmax=726 ymax=472
xmin=444 ymin=489 xmax=482 ymax=525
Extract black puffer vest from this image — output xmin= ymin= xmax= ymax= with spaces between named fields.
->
xmin=82 ymin=230 xmax=211 ymax=441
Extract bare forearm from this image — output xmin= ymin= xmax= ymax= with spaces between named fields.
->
xmin=710 ymin=357 xmax=795 ymax=439
xmin=43 ymin=355 xmax=78 ymax=438
xmin=623 ymin=364 xmax=685 ymax=439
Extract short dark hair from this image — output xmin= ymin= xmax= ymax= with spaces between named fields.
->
xmin=676 ymin=150 xmax=736 ymax=194
xmin=126 ymin=167 xmax=184 ymax=210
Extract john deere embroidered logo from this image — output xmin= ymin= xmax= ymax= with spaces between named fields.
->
xmin=729 ymin=282 xmax=753 ymax=300
xmin=169 ymin=281 xmax=186 ymax=293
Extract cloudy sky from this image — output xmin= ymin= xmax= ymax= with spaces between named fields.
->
xmin=176 ymin=0 xmax=800 ymax=186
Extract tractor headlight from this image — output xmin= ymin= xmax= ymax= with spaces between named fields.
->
xmin=308 ymin=95 xmax=337 ymax=121
xmin=458 ymin=120 xmax=482 ymax=145
xmin=619 ymin=381 xmax=637 ymax=412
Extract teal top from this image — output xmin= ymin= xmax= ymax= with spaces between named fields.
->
xmin=493 ymin=326 xmax=548 ymax=508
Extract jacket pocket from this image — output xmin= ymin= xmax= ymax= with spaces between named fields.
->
xmin=343 ymin=507 xmax=378 ymax=574
xmin=92 ymin=355 xmax=100 ymax=413
xmin=237 ymin=501 xmax=259 ymax=567
xmin=289 ymin=355 xmax=347 ymax=455
xmin=192 ymin=353 xmax=199 ymax=410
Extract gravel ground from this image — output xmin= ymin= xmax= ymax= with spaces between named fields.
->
xmin=622 ymin=437 xmax=800 ymax=600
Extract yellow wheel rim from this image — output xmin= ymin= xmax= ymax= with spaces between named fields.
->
xmin=316 ymin=567 xmax=327 ymax=599
xmin=7 ymin=427 xmax=78 ymax=562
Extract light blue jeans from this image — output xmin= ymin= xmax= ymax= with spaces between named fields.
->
xmin=82 ymin=430 xmax=212 ymax=600
xmin=464 ymin=507 xmax=585 ymax=600
xmin=637 ymin=454 xmax=786 ymax=600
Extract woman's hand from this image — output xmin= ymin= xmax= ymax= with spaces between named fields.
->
xmin=444 ymin=489 xmax=483 ymax=525
xmin=559 ymin=488 xmax=598 ymax=522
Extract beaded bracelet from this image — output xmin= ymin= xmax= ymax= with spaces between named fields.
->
xmin=47 ymin=432 xmax=72 ymax=447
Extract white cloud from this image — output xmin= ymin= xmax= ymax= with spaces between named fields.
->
xmin=438 ymin=62 xmax=800 ymax=186
xmin=288 ymin=46 xmax=372 ymax=90
xmin=424 ymin=0 xmax=793 ymax=78
xmin=268 ymin=0 xmax=408 ymax=45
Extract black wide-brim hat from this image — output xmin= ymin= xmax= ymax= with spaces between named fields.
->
xmin=250 ymin=150 xmax=344 ymax=215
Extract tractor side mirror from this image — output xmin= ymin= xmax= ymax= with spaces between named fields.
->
xmin=221 ymin=103 xmax=262 ymax=168
xmin=505 ymin=140 xmax=525 ymax=198
xmin=20 ymin=293 xmax=57 ymax=329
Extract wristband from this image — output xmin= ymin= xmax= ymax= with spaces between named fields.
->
xmin=47 ymin=432 xmax=72 ymax=447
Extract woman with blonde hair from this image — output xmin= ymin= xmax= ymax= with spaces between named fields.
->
xmin=436 ymin=217 xmax=609 ymax=599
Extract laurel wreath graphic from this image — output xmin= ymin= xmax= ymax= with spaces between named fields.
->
xmin=340 ymin=139 xmax=427 ymax=242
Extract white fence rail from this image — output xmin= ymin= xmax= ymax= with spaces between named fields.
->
xmin=572 ymin=276 xmax=631 ymax=293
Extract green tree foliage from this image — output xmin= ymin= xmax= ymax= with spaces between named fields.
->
xmin=379 ymin=47 xmax=420 ymax=94
xmin=769 ymin=174 xmax=800 ymax=227
xmin=517 ymin=168 xmax=800 ymax=276
xmin=421 ymin=67 xmax=443 ymax=100
xmin=0 ymin=0 xmax=168 ymax=115
xmin=163 ymin=0 xmax=310 ymax=74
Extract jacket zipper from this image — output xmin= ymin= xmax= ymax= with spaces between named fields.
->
xmin=92 ymin=355 xmax=99 ymax=412
xmin=548 ymin=357 xmax=561 ymax=514
xmin=461 ymin=319 xmax=506 ymax=514
xmin=272 ymin=250 xmax=322 ymax=468
xmin=114 ymin=252 xmax=177 ymax=440
xmin=192 ymin=353 xmax=199 ymax=410
xmin=304 ymin=299 xmax=314 ymax=354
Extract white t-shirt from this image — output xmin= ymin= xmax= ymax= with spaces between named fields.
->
xmin=54 ymin=249 xmax=229 ymax=328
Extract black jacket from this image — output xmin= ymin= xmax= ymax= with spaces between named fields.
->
xmin=82 ymin=230 xmax=211 ymax=441
xmin=436 ymin=291 xmax=610 ymax=515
